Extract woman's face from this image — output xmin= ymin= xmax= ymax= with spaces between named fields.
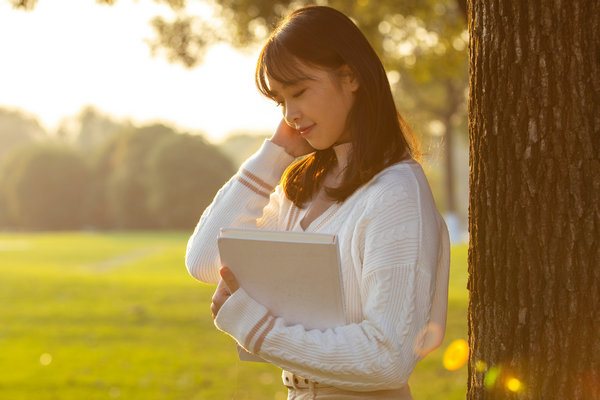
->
xmin=268 ymin=63 xmax=359 ymax=150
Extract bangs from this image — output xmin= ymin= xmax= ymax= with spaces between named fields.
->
xmin=255 ymin=39 xmax=315 ymax=100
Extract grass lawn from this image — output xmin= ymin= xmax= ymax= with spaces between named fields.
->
xmin=0 ymin=231 xmax=468 ymax=399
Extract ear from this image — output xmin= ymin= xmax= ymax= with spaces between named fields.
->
xmin=339 ymin=64 xmax=360 ymax=93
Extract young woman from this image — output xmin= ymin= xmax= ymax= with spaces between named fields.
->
xmin=186 ymin=6 xmax=450 ymax=399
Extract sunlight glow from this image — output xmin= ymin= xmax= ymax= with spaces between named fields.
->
xmin=0 ymin=0 xmax=279 ymax=140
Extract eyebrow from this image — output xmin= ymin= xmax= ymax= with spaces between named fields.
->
xmin=282 ymin=78 xmax=310 ymax=88
xmin=270 ymin=77 xmax=313 ymax=97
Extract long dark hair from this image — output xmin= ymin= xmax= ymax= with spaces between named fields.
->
xmin=256 ymin=6 xmax=418 ymax=207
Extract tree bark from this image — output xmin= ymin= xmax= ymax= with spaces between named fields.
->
xmin=467 ymin=1 xmax=600 ymax=399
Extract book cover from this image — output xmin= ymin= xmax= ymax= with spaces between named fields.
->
xmin=217 ymin=228 xmax=346 ymax=361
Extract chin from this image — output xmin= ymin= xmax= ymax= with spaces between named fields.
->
xmin=307 ymin=140 xmax=336 ymax=151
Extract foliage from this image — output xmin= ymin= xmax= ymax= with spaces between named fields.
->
xmin=0 ymin=144 xmax=91 ymax=230
xmin=84 ymin=135 xmax=122 ymax=229
xmin=218 ymin=132 xmax=270 ymax=168
xmin=0 ymin=108 xmax=47 ymax=162
xmin=0 ymin=113 xmax=236 ymax=230
xmin=55 ymin=106 xmax=129 ymax=152
xmin=0 ymin=231 xmax=468 ymax=399
xmin=146 ymin=132 xmax=234 ymax=229
xmin=104 ymin=124 xmax=175 ymax=229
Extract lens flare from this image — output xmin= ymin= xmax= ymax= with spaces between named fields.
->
xmin=443 ymin=339 xmax=469 ymax=370
xmin=484 ymin=365 xmax=501 ymax=389
xmin=506 ymin=377 xmax=522 ymax=392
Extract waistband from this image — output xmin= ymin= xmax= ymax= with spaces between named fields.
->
xmin=282 ymin=370 xmax=330 ymax=389
xmin=282 ymin=370 xmax=413 ymax=399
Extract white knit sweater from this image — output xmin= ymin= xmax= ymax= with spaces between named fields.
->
xmin=185 ymin=140 xmax=450 ymax=393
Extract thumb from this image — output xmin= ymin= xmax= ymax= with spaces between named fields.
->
xmin=219 ymin=266 xmax=240 ymax=293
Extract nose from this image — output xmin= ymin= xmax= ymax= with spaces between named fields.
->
xmin=283 ymin=102 xmax=301 ymax=128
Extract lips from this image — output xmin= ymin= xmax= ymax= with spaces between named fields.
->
xmin=297 ymin=124 xmax=315 ymax=136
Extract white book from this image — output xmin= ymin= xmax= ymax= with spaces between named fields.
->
xmin=217 ymin=227 xmax=346 ymax=362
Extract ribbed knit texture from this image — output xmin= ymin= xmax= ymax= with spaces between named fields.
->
xmin=186 ymin=140 xmax=450 ymax=393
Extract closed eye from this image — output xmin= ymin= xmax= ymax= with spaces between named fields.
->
xmin=273 ymin=88 xmax=305 ymax=107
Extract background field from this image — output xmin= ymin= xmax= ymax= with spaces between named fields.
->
xmin=0 ymin=232 xmax=468 ymax=399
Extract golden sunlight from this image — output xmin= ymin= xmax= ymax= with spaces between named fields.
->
xmin=0 ymin=0 xmax=279 ymax=141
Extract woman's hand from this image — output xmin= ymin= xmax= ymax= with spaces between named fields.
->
xmin=270 ymin=118 xmax=315 ymax=157
xmin=210 ymin=267 xmax=240 ymax=319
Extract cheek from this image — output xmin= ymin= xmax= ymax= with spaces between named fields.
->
xmin=332 ymin=97 xmax=354 ymax=127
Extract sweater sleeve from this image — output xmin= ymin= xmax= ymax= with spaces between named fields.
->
xmin=214 ymin=170 xmax=450 ymax=391
xmin=185 ymin=140 xmax=295 ymax=284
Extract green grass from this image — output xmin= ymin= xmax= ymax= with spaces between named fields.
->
xmin=0 ymin=232 xmax=468 ymax=399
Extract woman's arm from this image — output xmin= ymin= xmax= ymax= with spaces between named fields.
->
xmin=185 ymin=140 xmax=295 ymax=284
xmin=213 ymin=170 xmax=450 ymax=391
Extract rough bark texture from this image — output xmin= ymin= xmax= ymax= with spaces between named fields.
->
xmin=467 ymin=1 xmax=600 ymax=399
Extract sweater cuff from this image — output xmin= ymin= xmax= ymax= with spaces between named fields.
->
xmin=214 ymin=288 xmax=274 ymax=353
xmin=239 ymin=140 xmax=295 ymax=188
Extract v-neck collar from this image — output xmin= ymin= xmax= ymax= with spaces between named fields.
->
xmin=297 ymin=201 xmax=342 ymax=232
xmin=298 ymin=143 xmax=352 ymax=231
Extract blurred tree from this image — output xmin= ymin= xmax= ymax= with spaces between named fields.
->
xmin=468 ymin=1 xmax=599 ymax=399
xmin=10 ymin=0 xmax=469 ymax=218
xmin=0 ymin=156 xmax=15 ymax=228
xmin=218 ymin=132 xmax=270 ymax=168
xmin=55 ymin=106 xmax=129 ymax=152
xmin=104 ymin=124 xmax=175 ymax=229
xmin=84 ymin=133 xmax=124 ymax=229
xmin=146 ymin=132 xmax=234 ymax=229
xmin=0 ymin=108 xmax=47 ymax=162
xmin=0 ymin=144 xmax=90 ymax=230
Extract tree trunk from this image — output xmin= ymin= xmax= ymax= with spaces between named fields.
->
xmin=467 ymin=1 xmax=600 ymax=399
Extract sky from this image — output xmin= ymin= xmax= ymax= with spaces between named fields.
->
xmin=0 ymin=0 xmax=281 ymax=141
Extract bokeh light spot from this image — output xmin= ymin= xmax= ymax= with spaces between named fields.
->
xmin=39 ymin=353 xmax=52 ymax=366
xmin=506 ymin=377 xmax=522 ymax=392
xmin=484 ymin=365 xmax=501 ymax=389
xmin=443 ymin=339 xmax=469 ymax=370
xmin=475 ymin=360 xmax=487 ymax=372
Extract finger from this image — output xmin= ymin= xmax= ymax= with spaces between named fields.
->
xmin=210 ymin=301 xmax=217 ymax=319
xmin=215 ymin=279 xmax=230 ymax=296
xmin=219 ymin=266 xmax=240 ymax=293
